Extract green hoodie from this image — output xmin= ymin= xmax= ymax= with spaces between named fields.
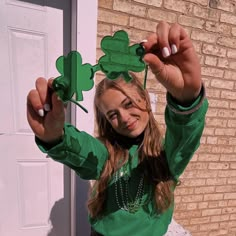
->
xmin=36 ymin=87 xmax=208 ymax=236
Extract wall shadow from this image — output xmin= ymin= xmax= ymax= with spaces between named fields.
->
xmin=47 ymin=198 xmax=68 ymax=236
xmin=47 ymin=165 xmax=71 ymax=236
xmin=76 ymin=177 xmax=91 ymax=235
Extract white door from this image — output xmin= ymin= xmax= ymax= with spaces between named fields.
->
xmin=0 ymin=0 xmax=71 ymax=235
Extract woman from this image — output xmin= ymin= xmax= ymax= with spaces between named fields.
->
xmin=27 ymin=22 xmax=208 ymax=235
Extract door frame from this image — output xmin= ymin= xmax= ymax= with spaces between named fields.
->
xmin=71 ymin=1 xmax=98 ymax=235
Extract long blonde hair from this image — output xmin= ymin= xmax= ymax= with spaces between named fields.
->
xmin=87 ymin=74 xmax=175 ymax=218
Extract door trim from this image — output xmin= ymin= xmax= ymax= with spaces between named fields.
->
xmin=70 ymin=1 xmax=98 ymax=235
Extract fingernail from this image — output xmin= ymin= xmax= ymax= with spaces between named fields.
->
xmin=44 ymin=103 xmax=51 ymax=111
xmin=171 ymin=44 xmax=178 ymax=54
xmin=38 ymin=109 xmax=44 ymax=117
xmin=57 ymin=96 xmax=61 ymax=101
xmin=143 ymin=58 xmax=148 ymax=65
xmin=162 ymin=47 xmax=170 ymax=58
xmin=140 ymin=39 xmax=148 ymax=43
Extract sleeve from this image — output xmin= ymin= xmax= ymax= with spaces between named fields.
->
xmin=36 ymin=123 xmax=109 ymax=180
xmin=164 ymin=85 xmax=208 ymax=181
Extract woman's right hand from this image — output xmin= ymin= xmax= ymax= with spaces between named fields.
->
xmin=27 ymin=77 xmax=65 ymax=143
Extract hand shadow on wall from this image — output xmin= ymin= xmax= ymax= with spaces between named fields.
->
xmin=47 ymin=198 xmax=69 ymax=236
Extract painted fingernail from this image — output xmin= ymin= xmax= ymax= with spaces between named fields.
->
xmin=140 ymin=39 xmax=148 ymax=43
xmin=44 ymin=103 xmax=51 ymax=111
xmin=143 ymin=58 xmax=148 ymax=64
xmin=171 ymin=44 xmax=178 ymax=54
xmin=38 ymin=109 xmax=44 ymax=117
xmin=162 ymin=47 xmax=170 ymax=58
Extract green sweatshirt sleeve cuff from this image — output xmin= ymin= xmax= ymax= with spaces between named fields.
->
xmin=35 ymin=123 xmax=109 ymax=180
xmin=36 ymin=136 xmax=64 ymax=153
xmin=166 ymin=84 xmax=206 ymax=115
xmin=35 ymin=127 xmax=66 ymax=153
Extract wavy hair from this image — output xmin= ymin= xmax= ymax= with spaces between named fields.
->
xmin=87 ymin=74 xmax=175 ymax=218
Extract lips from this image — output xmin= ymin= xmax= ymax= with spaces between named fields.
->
xmin=126 ymin=120 xmax=137 ymax=130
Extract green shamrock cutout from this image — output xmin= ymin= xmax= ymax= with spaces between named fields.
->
xmin=99 ymin=30 xmax=146 ymax=82
xmin=52 ymin=51 xmax=94 ymax=113
xmin=53 ymin=30 xmax=147 ymax=113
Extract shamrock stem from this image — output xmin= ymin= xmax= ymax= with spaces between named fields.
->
xmin=143 ymin=64 xmax=149 ymax=89
xmin=92 ymin=64 xmax=101 ymax=74
xmin=70 ymin=99 xmax=88 ymax=113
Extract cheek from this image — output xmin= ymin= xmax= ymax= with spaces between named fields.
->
xmin=136 ymin=99 xmax=149 ymax=112
xmin=108 ymin=119 xmax=118 ymax=129
xmin=141 ymin=112 xmax=149 ymax=125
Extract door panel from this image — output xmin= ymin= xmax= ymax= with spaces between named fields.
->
xmin=0 ymin=0 xmax=71 ymax=235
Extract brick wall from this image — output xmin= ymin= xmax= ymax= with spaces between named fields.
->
xmin=96 ymin=0 xmax=236 ymax=235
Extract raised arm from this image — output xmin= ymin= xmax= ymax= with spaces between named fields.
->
xmin=142 ymin=21 xmax=208 ymax=179
xmin=27 ymin=78 xmax=108 ymax=180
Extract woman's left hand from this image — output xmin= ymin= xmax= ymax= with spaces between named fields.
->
xmin=142 ymin=21 xmax=202 ymax=104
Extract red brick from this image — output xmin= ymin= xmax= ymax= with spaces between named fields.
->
xmin=195 ymin=186 xmax=215 ymax=194
xmin=193 ymin=5 xmax=208 ymax=18
xmin=199 ymin=222 xmax=219 ymax=231
xmin=218 ymin=36 xmax=236 ymax=49
xmin=113 ymin=0 xmax=146 ymax=17
xmin=178 ymin=15 xmax=205 ymax=29
xmin=98 ymin=9 xmax=129 ymax=26
xmin=147 ymin=8 xmax=177 ymax=23
xmin=202 ymin=44 xmax=227 ymax=57
xmin=204 ymin=193 xmax=224 ymax=201
xmin=206 ymin=178 xmax=227 ymax=186
xmin=133 ymin=0 xmax=162 ymax=7
xmin=98 ymin=0 xmax=113 ymax=9
xmin=202 ymin=208 xmax=222 ymax=216
xmin=221 ymin=12 xmax=236 ymax=25
xmin=205 ymin=21 xmax=231 ymax=35
xmin=129 ymin=16 xmax=157 ymax=31
xmin=164 ymin=0 xmax=193 ymax=14
xmin=210 ymin=0 xmax=235 ymax=13
xmin=227 ymin=49 xmax=236 ymax=59
xmin=192 ymin=31 xmax=217 ymax=43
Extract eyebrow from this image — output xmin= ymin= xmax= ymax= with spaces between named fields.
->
xmin=106 ymin=97 xmax=129 ymax=116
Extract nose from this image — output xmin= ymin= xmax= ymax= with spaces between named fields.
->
xmin=119 ymin=109 xmax=130 ymax=124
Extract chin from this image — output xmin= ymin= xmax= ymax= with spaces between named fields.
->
xmin=126 ymin=129 xmax=144 ymax=138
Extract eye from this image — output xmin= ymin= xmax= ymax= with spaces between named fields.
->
xmin=124 ymin=100 xmax=133 ymax=109
xmin=108 ymin=113 xmax=117 ymax=120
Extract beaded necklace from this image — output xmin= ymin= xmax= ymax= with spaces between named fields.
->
xmin=114 ymin=163 xmax=145 ymax=214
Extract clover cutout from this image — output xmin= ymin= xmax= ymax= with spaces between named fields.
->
xmin=53 ymin=30 xmax=147 ymax=113
xmin=99 ymin=30 xmax=146 ymax=82
xmin=52 ymin=51 xmax=94 ymax=113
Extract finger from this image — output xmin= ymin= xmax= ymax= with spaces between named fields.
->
xmin=27 ymin=89 xmax=45 ymax=117
xmin=168 ymin=23 xmax=181 ymax=55
xmin=156 ymin=21 xmax=171 ymax=58
xmin=27 ymin=100 xmax=43 ymax=136
xmin=48 ymin=77 xmax=54 ymax=89
xmin=169 ymin=24 xmax=191 ymax=54
xmin=141 ymin=34 xmax=164 ymax=63
xmin=51 ymin=92 xmax=65 ymax=119
xmin=35 ymin=77 xmax=51 ymax=112
xmin=178 ymin=27 xmax=193 ymax=52
xmin=141 ymin=33 xmax=158 ymax=52
xmin=143 ymin=53 xmax=165 ymax=78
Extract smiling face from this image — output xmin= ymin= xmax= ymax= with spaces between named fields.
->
xmin=98 ymin=83 xmax=150 ymax=138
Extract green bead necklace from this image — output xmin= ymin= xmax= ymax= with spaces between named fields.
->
xmin=114 ymin=163 xmax=145 ymax=214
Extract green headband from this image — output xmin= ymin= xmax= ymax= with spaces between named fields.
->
xmin=52 ymin=30 xmax=148 ymax=113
